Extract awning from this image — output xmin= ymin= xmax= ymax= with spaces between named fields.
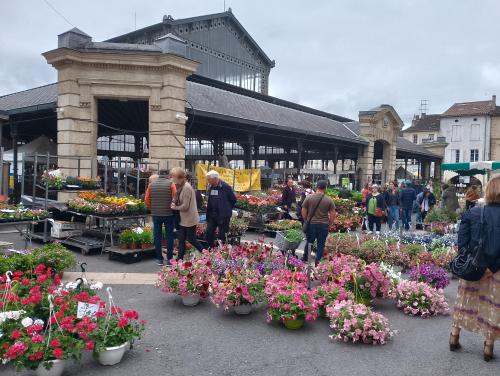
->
xmin=441 ymin=161 xmax=500 ymax=175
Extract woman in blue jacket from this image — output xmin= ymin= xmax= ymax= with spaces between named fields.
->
xmin=450 ymin=175 xmax=500 ymax=361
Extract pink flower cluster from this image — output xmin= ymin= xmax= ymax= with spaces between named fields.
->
xmin=210 ymin=268 xmax=265 ymax=310
xmin=156 ymin=255 xmax=212 ymax=298
xmin=394 ymin=280 xmax=450 ymax=318
xmin=326 ymin=299 xmax=395 ymax=345
xmin=265 ymin=270 xmax=319 ymax=323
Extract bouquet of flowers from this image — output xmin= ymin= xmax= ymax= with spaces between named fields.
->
xmin=409 ymin=263 xmax=450 ymax=289
xmin=156 ymin=255 xmax=212 ymax=298
xmin=210 ymin=267 xmax=265 ymax=310
xmin=326 ymin=299 xmax=395 ymax=345
xmin=394 ymin=280 xmax=450 ymax=318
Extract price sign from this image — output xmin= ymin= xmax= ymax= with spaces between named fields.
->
xmin=77 ymin=302 xmax=99 ymax=319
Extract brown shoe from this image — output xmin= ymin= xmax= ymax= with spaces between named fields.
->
xmin=449 ymin=333 xmax=461 ymax=351
xmin=484 ymin=342 xmax=494 ymax=362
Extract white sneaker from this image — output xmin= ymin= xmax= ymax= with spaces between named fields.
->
xmin=375 ymin=231 xmax=380 ymax=236
xmin=366 ymin=231 xmax=372 ymax=234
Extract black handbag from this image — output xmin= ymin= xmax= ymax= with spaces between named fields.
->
xmin=302 ymin=194 xmax=325 ymax=234
xmin=450 ymin=205 xmax=487 ymax=281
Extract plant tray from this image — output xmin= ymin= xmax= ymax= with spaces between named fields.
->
xmin=274 ymin=231 xmax=303 ymax=251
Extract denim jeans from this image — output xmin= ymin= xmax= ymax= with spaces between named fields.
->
xmin=401 ymin=208 xmax=412 ymax=230
xmin=303 ymin=223 xmax=329 ymax=263
xmin=153 ymin=215 xmax=175 ymax=262
xmin=388 ymin=205 xmax=400 ymax=230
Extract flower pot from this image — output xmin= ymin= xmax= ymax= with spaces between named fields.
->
xmin=97 ymin=342 xmax=129 ymax=366
xmin=181 ymin=294 xmax=200 ymax=307
xmin=36 ymin=360 xmax=66 ymax=376
xmin=234 ymin=304 xmax=252 ymax=315
xmin=130 ymin=242 xmax=137 ymax=250
xmin=142 ymin=243 xmax=153 ymax=250
xmin=119 ymin=243 xmax=128 ymax=250
xmin=283 ymin=318 xmax=305 ymax=330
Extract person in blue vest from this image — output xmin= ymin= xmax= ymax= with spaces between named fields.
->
xmin=205 ymin=170 xmax=237 ymax=248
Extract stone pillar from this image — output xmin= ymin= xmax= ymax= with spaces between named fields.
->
xmin=434 ymin=161 xmax=442 ymax=182
xmin=421 ymin=160 xmax=431 ymax=180
xmin=357 ymin=143 xmax=374 ymax=189
xmin=297 ymin=140 xmax=303 ymax=172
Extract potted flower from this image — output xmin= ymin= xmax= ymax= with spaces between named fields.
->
xmin=156 ymin=254 xmax=212 ymax=306
xmin=210 ymin=267 xmax=265 ymax=314
xmin=91 ymin=308 xmax=145 ymax=366
xmin=394 ymin=280 xmax=450 ymax=318
xmin=118 ymin=230 xmax=134 ymax=249
xmin=140 ymin=229 xmax=154 ymax=250
xmin=313 ymin=283 xmax=352 ymax=317
xmin=326 ymin=299 xmax=395 ymax=344
xmin=409 ymin=263 xmax=450 ymax=289
xmin=265 ymin=270 xmax=318 ymax=329
xmin=341 ymin=263 xmax=394 ymax=305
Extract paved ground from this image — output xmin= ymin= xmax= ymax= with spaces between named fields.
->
xmin=1 ymin=229 xmax=498 ymax=376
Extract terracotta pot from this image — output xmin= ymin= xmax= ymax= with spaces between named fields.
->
xmin=283 ymin=318 xmax=305 ymax=330
xmin=142 ymin=243 xmax=153 ymax=250
xmin=120 ymin=243 xmax=128 ymax=250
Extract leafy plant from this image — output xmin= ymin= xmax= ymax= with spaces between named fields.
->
xmin=119 ymin=230 xmax=134 ymax=246
xmin=283 ymin=229 xmax=303 ymax=244
xmin=32 ymin=243 xmax=76 ymax=274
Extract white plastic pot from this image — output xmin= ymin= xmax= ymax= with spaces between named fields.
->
xmin=36 ymin=360 xmax=65 ymax=376
xmin=181 ymin=294 xmax=201 ymax=307
xmin=234 ymin=304 xmax=252 ymax=315
xmin=97 ymin=342 xmax=128 ymax=366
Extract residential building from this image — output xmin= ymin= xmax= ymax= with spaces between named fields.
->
xmin=440 ymin=96 xmax=497 ymax=184
xmin=402 ymin=113 xmax=441 ymax=146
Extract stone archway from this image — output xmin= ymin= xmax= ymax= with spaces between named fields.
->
xmin=43 ymin=29 xmax=199 ymax=178
xmin=357 ymin=105 xmax=403 ymax=188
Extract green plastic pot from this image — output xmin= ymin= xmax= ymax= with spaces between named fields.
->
xmin=283 ymin=318 xmax=305 ymax=330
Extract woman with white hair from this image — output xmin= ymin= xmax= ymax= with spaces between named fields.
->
xmin=205 ymin=170 xmax=237 ymax=248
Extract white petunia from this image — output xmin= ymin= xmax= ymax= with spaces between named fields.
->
xmin=90 ymin=282 xmax=103 ymax=290
xmin=21 ymin=317 xmax=33 ymax=328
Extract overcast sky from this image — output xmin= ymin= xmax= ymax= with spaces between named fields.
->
xmin=1 ymin=0 xmax=499 ymax=126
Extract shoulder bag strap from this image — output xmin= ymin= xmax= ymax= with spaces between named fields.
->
xmin=306 ymin=194 xmax=325 ymax=225
xmin=473 ymin=205 xmax=486 ymax=264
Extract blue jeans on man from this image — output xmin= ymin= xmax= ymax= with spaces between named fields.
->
xmin=388 ymin=205 xmax=400 ymax=230
xmin=303 ymin=223 xmax=329 ymax=263
xmin=153 ymin=215 xmax=175 ymax=264
xmin=401 ymin=208 xmax=412 ymax=231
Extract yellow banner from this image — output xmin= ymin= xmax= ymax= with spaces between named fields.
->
xmin=196 ymin=164 xmax=261 ymax=192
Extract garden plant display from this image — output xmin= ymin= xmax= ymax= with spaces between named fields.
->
xmin=68 ymin=192 xmax=147 ymax=216
xmin=210 ymin=267 xmax=265 ymax=310
xmin=42 ymin=170 xmax=101 ymax=190
xmin=0 ymin=264 xmax=145 ymax=372
xmin=118 ymin=227 xmax=153 ymax=249
xmin=0 ymin=206 xmax=49 ymax=223
xmin=328 ymin=213 xmax=361 ymax=233
xmin=326 ymin=299 xmax=395 ymax=345
xmin=196 ymin=218 xmax=249 ymax=239
xmin=394 ymin=280 xmax=450 ymax=318
xmin=409 ymin=263 xmax=450 ymax=289
xmin=41 ymin=169 xmax=64 ymax=190
xmin=265 ymin=219 xmax=302 ymax=232
xmin=235 ymin=194 xmax=279 ymax=214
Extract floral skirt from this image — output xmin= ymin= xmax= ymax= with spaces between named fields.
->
xmin=453 ymin=270 xmax=500 ymax=341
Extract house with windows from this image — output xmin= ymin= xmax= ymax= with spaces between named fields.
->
xmin=440 ymin=96 xmax=497 ymax=184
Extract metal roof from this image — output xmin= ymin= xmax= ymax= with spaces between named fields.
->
xmin=0 ymin=81 xmax=439 ymax=159
xmin=105 ymin=11 xmax=274 ymax=67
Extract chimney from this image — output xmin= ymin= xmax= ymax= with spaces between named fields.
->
xmin=493 ymin=95 xmax=497 ymax=105
xmin=58 ymin=28 xmax=91 ymax=49
xmin=154 ymin=33 xmax=187 ymax=57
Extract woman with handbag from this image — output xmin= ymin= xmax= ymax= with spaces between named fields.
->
xmin=365 ymin=184 xmax=386 ymax=235
xmin=450 ymin=175 xmax=500 ymax=361
xmin=170 ymin=167 xmax=205 ymax=259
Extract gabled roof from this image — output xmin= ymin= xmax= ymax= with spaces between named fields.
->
xmin=105 ymin=11 xmax=274 ymax=67
xmin=59 ymin=27 xmax=91 ymax=37
xmin=0 ymin=83 xmax=57 ymax=113
xmin=442 ymin=99 xmax=496 ymax=117
xmin=403 ymin=114 xmax=440 ymax=133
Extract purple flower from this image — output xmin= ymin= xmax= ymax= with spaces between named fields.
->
xmin=409 ymin=263 xmax=449 ymax=289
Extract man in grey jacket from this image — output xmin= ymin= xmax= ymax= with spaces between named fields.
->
xmin=145 ymin=169 xmax=177 ymax=266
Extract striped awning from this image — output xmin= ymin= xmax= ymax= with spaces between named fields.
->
xmin=441 ymin=161 xmax=500 ymax=175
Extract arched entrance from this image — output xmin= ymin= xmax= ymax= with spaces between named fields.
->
xmin=356 ymin=105 xmax=403 ymax=188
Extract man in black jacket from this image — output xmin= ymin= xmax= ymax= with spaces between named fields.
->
xmin=205 ymin=170 xmax=237 ymax=248
xmin=281 ymin=178 xmax=296 ymax=219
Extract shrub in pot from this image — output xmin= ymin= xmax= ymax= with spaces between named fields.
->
xmin=31 ymin=244 xmax=76 ymax=275
xmin=118 ymin=230 xmax=134 ymax=249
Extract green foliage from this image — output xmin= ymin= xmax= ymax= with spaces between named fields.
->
xmin=0 ymin=243 xmax=75 ymax=275
xmin=401 ymin=244 xmax=425 ymax=258
xmin=284 ymin=229 xmax=304 ymax=243
xmin=350 ymin=191 xmax=363 ymax=203
xmin=119 ymin=229 xmax=134 ymax=245
xmin=424 ymin=207 xmax=458 ymax=224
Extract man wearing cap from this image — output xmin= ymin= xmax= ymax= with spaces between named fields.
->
xmin=301 ymin=180 xmax=336 ymax=263
xmin=205 ymin=170 xmax=237 ymax=248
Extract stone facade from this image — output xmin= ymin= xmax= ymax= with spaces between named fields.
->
xmin=357 ymin=106 xmax=403 ymax=188
xmin=43 ymin=36 xmax=198 ymax=178
xmin=490 ymin=114 xmax=500 ymax=161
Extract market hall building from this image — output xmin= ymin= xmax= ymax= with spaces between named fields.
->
xmin=0 ymin=10 xmax=441 ymax=200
